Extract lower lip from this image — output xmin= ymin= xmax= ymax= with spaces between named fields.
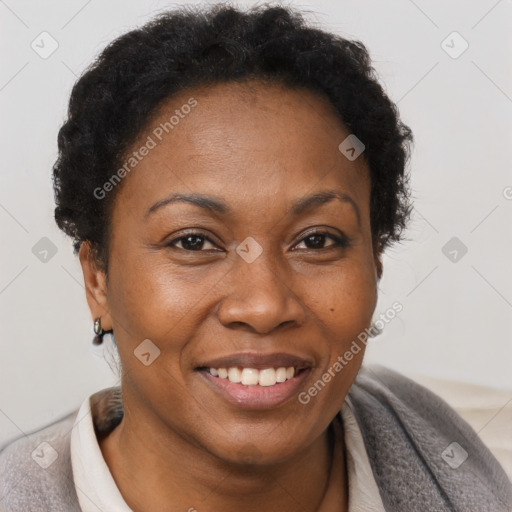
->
xmin=197 ymin=368 xmax=311 ymax=410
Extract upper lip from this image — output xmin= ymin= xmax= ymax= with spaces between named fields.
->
xmin=196 ymin=352 xmax=313 ymax=370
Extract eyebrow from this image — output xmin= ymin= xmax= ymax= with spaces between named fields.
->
xmin=290 ymin=190 xmax=361 ymax=226
xmin=145 ymin=189 xmax=361 ymax=226
xmin=145 ymin=193 xmax=231 ymax=218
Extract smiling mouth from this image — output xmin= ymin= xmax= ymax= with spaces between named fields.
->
xmin=196 ymin=366 xmax=309 ymax=387
xmin=196 ymin=365 xmax=312 ymax=410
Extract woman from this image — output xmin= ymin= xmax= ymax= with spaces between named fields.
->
xmin=1 ymin=3 xmax=511 ymax=511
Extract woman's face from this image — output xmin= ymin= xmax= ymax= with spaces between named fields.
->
xmin=83 ymin=80 xmax=379 ymax=465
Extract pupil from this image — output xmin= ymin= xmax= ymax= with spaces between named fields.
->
xmin=184 ymin=235 xmax=203 ymax=250
xmin=306 ymin=234 xmax=324 ymax=249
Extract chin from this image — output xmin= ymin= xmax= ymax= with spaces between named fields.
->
xmin=210 ymin=434 xmax=306 ymax=467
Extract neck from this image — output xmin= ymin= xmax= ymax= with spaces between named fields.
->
xmin=98 ymin=391 xmax=348 ymax=512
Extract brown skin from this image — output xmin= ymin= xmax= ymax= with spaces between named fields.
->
xmin=80 ymin=80 xmax=381 ymax=512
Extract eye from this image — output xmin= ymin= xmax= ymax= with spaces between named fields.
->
xmin=293 ymin=229 xmax=350 ymax=251
xmin=166 ymin=232 xmax=220 ymax=252
xmin=165 ymin=229 xmax=350 ymax=253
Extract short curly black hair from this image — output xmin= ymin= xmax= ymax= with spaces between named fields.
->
xmin=53 ymin=2 xmax=413 ymax=272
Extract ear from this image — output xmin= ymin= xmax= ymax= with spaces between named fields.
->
xmin=372 ymin=238 xmax=383 ymax=281
xmin=374 ymin=254 xmax=383 ymax=281
xmin=79 ymin=242 xmax=112 ymax=330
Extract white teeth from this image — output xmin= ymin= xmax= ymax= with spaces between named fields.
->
xmin=258 ymin=368 xmax=276 ymax=386
xmin=208 ymin=366 xmax=298 ymax=386
xmin=276 ymin=367 xmax=287 ymax=383
xmin=228 ymin=367 xmax=241 ymax=383
xmin=241 ymin=368 xmax=259 ymax=386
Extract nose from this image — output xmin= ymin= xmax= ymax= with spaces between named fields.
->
xmin=216 ymin=250 xmax=306 ymax=335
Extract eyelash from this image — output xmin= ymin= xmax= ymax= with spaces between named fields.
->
xmin=165 ymin=229 xmax=351 ymax=252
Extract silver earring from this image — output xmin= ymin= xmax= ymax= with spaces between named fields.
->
xmin=93 ymin=317 xmax=112 ymax=345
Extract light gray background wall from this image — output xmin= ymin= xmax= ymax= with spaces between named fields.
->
xmin=1 ymin=0 xmax=511 ymax=447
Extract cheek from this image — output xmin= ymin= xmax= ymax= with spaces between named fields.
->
xmin=300 ymin=266 xmax=376 ymax=442
xmin=106 ymin=257 xmax=202 ymax=417
xmin=297 ymin=258 xmax=377 ymax=394
xmin=105 ymin=252 xmax=230 ymax=408
xmin=108 ymin=253 xmax=205 ymax=338
xmin=301 ymin=257 xmax=377 ymax=337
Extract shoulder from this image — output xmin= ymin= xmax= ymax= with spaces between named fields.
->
xmin=348 ymin=364 xmax=512 ymax=511
xmin=0 ymin=410 xmax=82 ymax=512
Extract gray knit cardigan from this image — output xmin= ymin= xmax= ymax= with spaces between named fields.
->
xmin=1 ymin=365 xmax=511 ymax=511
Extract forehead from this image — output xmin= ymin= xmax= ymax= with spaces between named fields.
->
xmin=112 ymin=80 xmax=370 ymax=220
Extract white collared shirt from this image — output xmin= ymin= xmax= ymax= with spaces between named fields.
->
xmin=70 ymin=392 xmax=385 ymax=512
xmin=70 ymin=395 xmax=132 ymax=512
